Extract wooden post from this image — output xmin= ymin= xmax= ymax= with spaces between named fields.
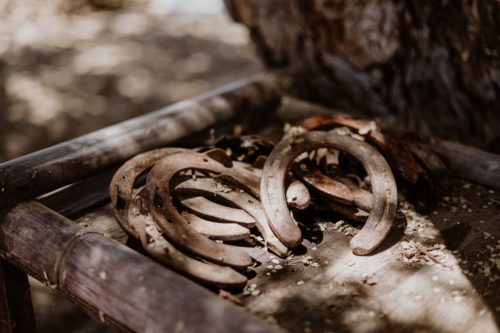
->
xmin=0 ymin=202 xmax=281 ymax=333
xmin=0 ymin=259 xmax=35 ymax=333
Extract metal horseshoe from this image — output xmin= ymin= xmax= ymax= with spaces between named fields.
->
xmin=261 ymin=131 xmax=397 ymax=255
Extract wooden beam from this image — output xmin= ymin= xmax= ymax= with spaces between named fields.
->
xmin=0 ymin=259 xmax=35 ymax=333
xmin=38 ymin=168 xmax=115 ymax=219
xmin=0 ymin=76 xmax=281 ymax=209
xmin=0 ymin=202 xmax=281 ymax=333
xmin=430 ymin=140 xmax=500 ymax=190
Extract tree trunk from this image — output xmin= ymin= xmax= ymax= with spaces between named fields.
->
xmin=224 ymin=0 xmax=499 ymax=147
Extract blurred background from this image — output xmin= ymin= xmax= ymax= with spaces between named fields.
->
xmin=0 ymin=0 xmax=261 ymax=162
xmin=0 ymin=0 xmax=260 ymax=331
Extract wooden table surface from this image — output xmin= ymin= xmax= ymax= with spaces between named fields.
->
xmin=65 ymin=175 xmax=499 ymax=333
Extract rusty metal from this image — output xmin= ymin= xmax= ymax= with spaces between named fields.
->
xmin=293 ymin=156 xmax=373 ymax=215
xmin=300 ymin=114 xmax=447 ymax=213
xmin=109 ymin=148 xmax=248 ymax=287
xmin=128 ymin=188 xmax=248 ymax=288
xmin=337 ymin=177 xmax=373 ymax=212
xmin=109 ymin=148 xmax=188 ymax=237
xmin=146 ymin=149 xmax=260 ymax=268
xmin=180 ymin=197 xmax=257 ymax=226
xmin=252 ymin=155 xmax=268 ymax=169
xmin=300 ymin=114 xmax=419 ymax=184
xmin=294 ymin=162 xmax=354 ymax=205
xmin=110 ymin=144 xmax=310 ymax=281
xmin=182 ymin=212 xmax=251 ymax=241
xmin=233 ymin=161 xmax=311 ymax=210
xmin=174 ymin=177 xmax=289 ymax=257
xmin=261 ymin=131 xmax=397 ymax=255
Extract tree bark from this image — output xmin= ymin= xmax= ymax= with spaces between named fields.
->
xmin=224 ymin=0 xmax=499 ymax=147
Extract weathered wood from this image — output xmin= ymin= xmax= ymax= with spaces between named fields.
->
xmin=430 ymin=140 xmax=500 ymax=190
xmin=224 ymin=0 xmax=500 ymax=146
xmin=75 ymin=206 xmax=128 ymax=244
xmin=0 ymin=76 xmax=281 ymax=209
xmin=67 ymin=177 xmax=500 ymax=333
xmin=0 ymin=203 xmax=82 ymax=283
xmin=0 ymin=202 xmax=281 ymax=333
xmin=0 ymin=259 xmax=35 ymax=333
xmin=39 ymin=169 xmax=115 ymax=219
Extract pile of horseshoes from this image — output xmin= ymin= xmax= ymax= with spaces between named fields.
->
xmin=109 ymin=114 xmax=446 ymax=288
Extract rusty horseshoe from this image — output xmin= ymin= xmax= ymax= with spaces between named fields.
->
xmin=181 ymin=211 xmax=251 ymax=241
xmin=146 ymin=149 xmax=260 ymax=268
xmin=174 ymin=177 xmax=289 ymax=257
xmin=300 ymin=114 xmax=419 ymax=184
xmin=109 ymin=149 xmax=247 ymax=287
xmin=180 ymin=196 xmax=257 ymax=227
xmin=261 ymin=131 xmax=397 ymax=255
xmin=128 ymin=188 xmax=247 ymax=288
xmin=109 ymin=148 xmax=188 ymax=236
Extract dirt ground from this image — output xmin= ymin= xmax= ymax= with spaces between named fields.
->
xmin=1 ymin=1 xmax=260 ymax=332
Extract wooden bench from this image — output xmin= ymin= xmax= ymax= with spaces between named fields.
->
xmin=0 ymin=76 xmax=498 ymax=333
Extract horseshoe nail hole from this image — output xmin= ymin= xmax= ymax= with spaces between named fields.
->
xmin=291 ymin=197 xmax=297 ymax=201
xmin=203 ymin=158 xmax=209 ymax=162
xmin=248 ymin=199 xmax=254 ymax=204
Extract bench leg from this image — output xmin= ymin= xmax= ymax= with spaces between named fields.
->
xmin=0 ymin=258 xmax=36 ymax=333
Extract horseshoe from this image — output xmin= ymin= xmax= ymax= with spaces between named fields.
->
xmin=300 ymin=115 xmax=419 ymax=184
xmin=174 ymin=177 xmax=289 ymax=257
xmin=234 ymin=161 xmax=311 ymax=210
xmin=294 ymin=165 xmax=354 ymax=205
xmin=109 ymin=149 xmax=247 ymax=287
xmin=180 ymin=196 xmax=256 ymax=226
xmin=293 ymin=155 xmax=374 ymax=213
xmin=147 ymin=150 xmax=259 ymax=268
xmin=109 ymin=148 xmax=188 ymax=237
xmin=181 ymin=212 xmax=251 ymax=241
xmin=128 ymin=188 xmax=247 ymax=288
xmin=261 ymin=131 xmax=397 ymax=255
xmin=337 ymin=177 xmax=373 ymax=212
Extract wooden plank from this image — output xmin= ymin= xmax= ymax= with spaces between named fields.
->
xmin=0 ymin=76 xmax=281 ymax=209
xmin=0 ymin=202 xmax=280 ymax=333
xmin=74 ymin=206 xmax=128 ymax=245
xmin=0 ymin=259 xmax=35 ymax=333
